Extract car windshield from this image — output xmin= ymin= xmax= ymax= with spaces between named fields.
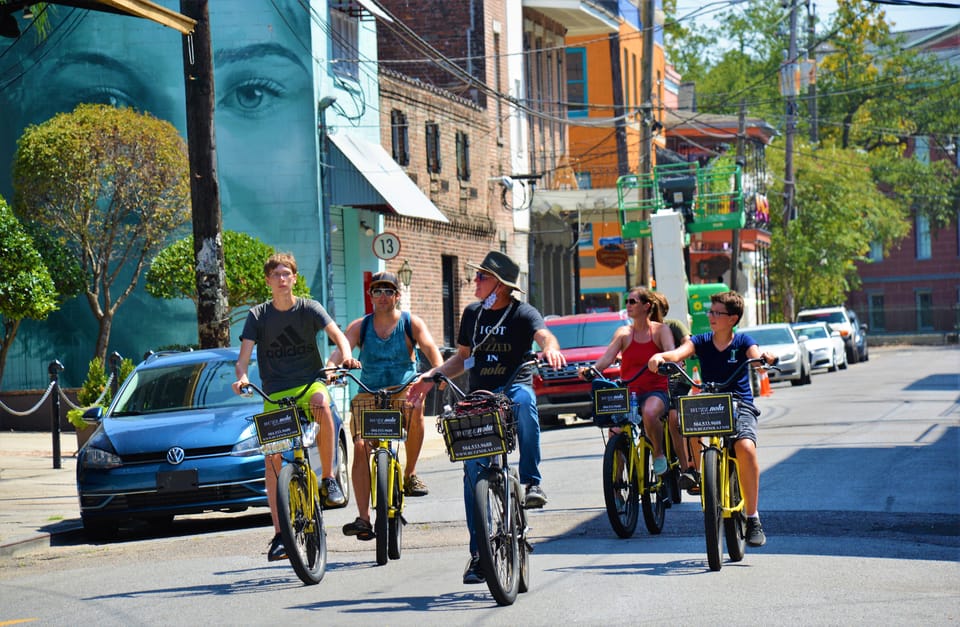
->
xmin=112 ymin=359 xmax=260 ymax=415
xmin=796 ymin=325 xmax=827 ymax=339
xmin=548 ymin=320 xmax=626 ymax=349
xmin=798 ymin=311 xmax=845 ymax=324
xmin=746 ymin=327 xmax=794 ymax=345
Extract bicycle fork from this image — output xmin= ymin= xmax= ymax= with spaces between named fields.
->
xmin=699 ymin=439 xmax=745 ymax=520
xmin=370 ymin=443 xmax=405 ymax=522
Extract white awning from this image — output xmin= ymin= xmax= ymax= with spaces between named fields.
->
xmin=353 ymin=0 xmax=393 ymax=22
xmin=531 ymin=188 xmax=630 ymax=223
xmin=328 ymin=133 xmax=448 ymax=224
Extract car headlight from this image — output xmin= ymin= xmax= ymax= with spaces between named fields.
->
xmin=81 ymin=446 xmax=122 ymax=469
xmin=232 ymin=434 xmax=264 ymax=457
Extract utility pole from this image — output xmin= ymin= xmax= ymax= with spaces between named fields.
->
xmin=730 ymin=100 xmax=746 ymax=294
xmin=807 ymin=0 xmax=819 ymax=144
xmin=782 ymin=0 xmax=800 ymax=320
xmin=181 ymin=0 xmax=229 ymax=348
xmin=639 ymin=0 xmax=655 ymax=288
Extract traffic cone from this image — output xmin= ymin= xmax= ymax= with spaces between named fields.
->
xmin=759 ymin=370 xmax=773 ymax=397
xmin=691 ymin=365 xmax=701 ymax=395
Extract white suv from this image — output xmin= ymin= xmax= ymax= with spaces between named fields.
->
xmin=795 ymin=306 xmax=864 ymax=364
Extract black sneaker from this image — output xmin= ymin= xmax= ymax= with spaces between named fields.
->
xmin=746 ymin=517 xmax=766 ymax=547
xmin=463 ymin=554 xmax=485 ymax=584
xmin=267 ymin=533 xmax=287 ymax=562
xmin=679 ymin=468 xmax=699 ymax=491
xmin=524 ymin=484 xmax=547 ymax=509
xmin=323 ymin=477 xmax=346 ymax=507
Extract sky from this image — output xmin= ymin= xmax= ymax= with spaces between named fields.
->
xmin=676 ymin=0 xmax=960 ymax=33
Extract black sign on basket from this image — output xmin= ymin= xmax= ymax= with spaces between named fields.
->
xmin=594 ymin=387 xmax=629 ymax=415
xmin=361 ymin=409 xmax=404 ymax=440
xmin=441 ymin=411 xmax=507 ymax=461
xmin=678 ymin=393 xmax=735 ymax=436
xmin=253 ymin=406 xmax=303 ymax=445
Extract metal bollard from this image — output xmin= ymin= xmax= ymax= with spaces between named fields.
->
xmin=48 ymin=359 xmax=64 ymax=469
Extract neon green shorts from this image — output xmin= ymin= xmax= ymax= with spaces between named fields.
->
xmin=264 ymin=381 xmax=330 ymax=418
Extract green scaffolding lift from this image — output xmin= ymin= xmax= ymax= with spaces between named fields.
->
xmin=617 ymin=161 xmax=745 ymax=238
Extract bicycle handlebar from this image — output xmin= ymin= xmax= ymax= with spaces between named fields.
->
xmin=239 ymin=367 xmax=343 ymax=407
xmin=656 ymin=357 xmax=780 ymax=394
xmin=427 ymin=354 xmax=544 ymax=401
xmin=579 ymin=363 xmax=646 ymax=386
xmin=326 ymin=368 xmax=418 ymax=399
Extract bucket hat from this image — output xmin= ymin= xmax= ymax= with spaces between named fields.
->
xmin=466 ymin=251 xmax=524 ymax=293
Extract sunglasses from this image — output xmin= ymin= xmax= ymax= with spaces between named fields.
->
xmin=475 ymin=272 xmax=493 ymax=282
xmin=707 ymin=310 xmax=732 ymax=317
xmin=625 ymin=298 xmax=646 ymax=305
xmin=370 ymin=288 xmax=398 ymax=297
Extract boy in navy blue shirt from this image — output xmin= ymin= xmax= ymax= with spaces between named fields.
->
xmin=648 ymin=291 xmax=776 ymax=547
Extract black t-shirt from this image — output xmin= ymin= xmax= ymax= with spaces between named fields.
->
xmin=457 ymin=299 xmax=545 ymax=391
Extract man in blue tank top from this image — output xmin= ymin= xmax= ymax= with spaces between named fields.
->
xmin=327 ymin=272 xmax=443 ymax=540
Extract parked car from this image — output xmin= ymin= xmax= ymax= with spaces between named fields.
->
xmin=846 ymin=308 xmax=869 ymax=362
xmin=76 ymin=347 xmax=351 ymax=538
xmin=533 ymin=312 xmax=630 ymax=425
xmin=738 ymin=323 xmax=812 ymax=386
xmin=792 ymin=321 xmax=847 ymax=372
xmin=795 ymin=306 xmax=867 ymax=364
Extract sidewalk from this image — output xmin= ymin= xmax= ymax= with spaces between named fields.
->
xmin=0 ymin=431 xmax=84 ymax=558
xmin=0 ymin=422 xmax=453 ymax=559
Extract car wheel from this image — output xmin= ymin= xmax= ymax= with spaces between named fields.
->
xmin=539 ymin=413 xmax=560 ymax=427
xmin=861 ymin=344 xmax=869 ymax=362
xmin=847 ymin=344 xmax=859 ymax=365
xmin=82 ymin=515 xmax=119 ymax=540
xmin=838 ymin=349 xmax=848 ymax=370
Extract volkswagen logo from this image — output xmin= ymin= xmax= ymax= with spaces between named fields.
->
xmin=166 ymin=447 xmax=186 ymax=465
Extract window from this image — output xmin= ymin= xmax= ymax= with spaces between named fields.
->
xmin=868 ymin=293 xmax=885 ymax=331
xmin=868 ymin=240 xmax=883 ymax=262
xmin=914 ymin=135 xmax=930 ymax=164
xmin=493 ymin=32 xmax=503 ymax=142
xmin=916 ymin=214 xmax=931 ymax=259
xmin=425 ymin=122 xmax=441 ymax=174
xmin=455 ymin=131 xmax=470 ymax=181
xmin=330 ymin=3 xmax=359 ymax=81
xmin=565 ymin=48 xmax=587 ymax=117
xmin=916 ymin=289 xmax=933 ymax=330
xmin=391 ymin=110 xmax=409 ymax=166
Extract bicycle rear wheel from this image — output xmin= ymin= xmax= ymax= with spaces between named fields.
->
xmin=388 ymin=455 xmax=403 ymax=560
xmin=602 ymin=432 xmax=639 ymax=538
xmin=702 ymin=447 xmax=723 ymax=571
xmin=724 ymin=455 xmax=746 ymax=562
xmin=640 ymin=440 xmax=666 ymax=535
xmin=475 ymin=469 xmax=519 ymax=606
xmin=512 ymin=472 xmax=531 ymax=594
xmin=374 ymin=449 xmax=389 ymax=566
xmin=277 ymin=463 xmax=326 ymax=585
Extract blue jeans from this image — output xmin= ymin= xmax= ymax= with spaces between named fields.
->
xmin=463 ymin=383 xmax=540 ymax=554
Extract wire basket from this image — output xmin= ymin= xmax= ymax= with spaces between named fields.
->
xmin=436 ymin=393 xmax=517 ymax=462
xmin=354 ymin=397 xmax=413 ymax=441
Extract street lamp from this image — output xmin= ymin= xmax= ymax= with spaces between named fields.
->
xmin=397 ymin=259 xmax=413 ymax=287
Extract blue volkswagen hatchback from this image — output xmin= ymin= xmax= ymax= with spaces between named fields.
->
xmin=76 ymin=347 xmax=350 ymax=538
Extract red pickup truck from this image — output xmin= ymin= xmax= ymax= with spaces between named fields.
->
xmin=533 ymin=312 xmax=630 ymax=425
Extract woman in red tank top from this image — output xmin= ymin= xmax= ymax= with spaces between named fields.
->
xmin=586 ymin=287 xmax=675 ymax=475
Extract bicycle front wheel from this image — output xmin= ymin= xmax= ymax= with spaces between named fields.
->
xmin=640 ymin=440 xmax=666 ymax=535
xmin=388 ymin=454 xmax=403 ymax=560
xmin=702 ymin=448 xmax=723 ymax=571
xmin=277 ymin=463 xmax=326 ymax=585
xmin=602 ymin=432 xmax=639 ymax=538
xmin=374 ymin=448 xmax=390 ymax=566
xmin=475 ymin=469 xmax=519 ymax=606
xmin=724 ymin=455 xmax=746 ymax=562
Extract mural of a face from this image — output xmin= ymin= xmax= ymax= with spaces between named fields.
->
xmin=0 ymin=1 xmax=323 ymax=386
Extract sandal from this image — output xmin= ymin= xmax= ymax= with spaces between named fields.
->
xmin=342 ymin=517 xmax=375 ymax=541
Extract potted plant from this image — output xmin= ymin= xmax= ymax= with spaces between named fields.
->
xmin=68 ymin=356 xmax=134 ymax=450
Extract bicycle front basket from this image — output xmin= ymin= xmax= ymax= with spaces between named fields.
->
xmin=591 ymin=378 xmax=633 ymax=427
xmin=436 ymin=393 xmax=516 ymax=462
xmin=678 ymin=393 xmax=735 ymax=436
xmin=355 ymin=397 xmax=411 ymax=441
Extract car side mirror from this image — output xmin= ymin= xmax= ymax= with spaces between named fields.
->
xmin=797 ymin=335 xmax=808 ymax=342
xmin=82 ymin=406 xmax=105 ymax=423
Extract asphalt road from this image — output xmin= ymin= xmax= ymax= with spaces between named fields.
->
xmin=1 ymin=345 xmax=958 ymax=624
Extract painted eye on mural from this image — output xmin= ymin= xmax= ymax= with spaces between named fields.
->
xmin=73 ymin=86 xmax=136 ymax=110
xmin=219 ymin=77 xmax=286 ymax=118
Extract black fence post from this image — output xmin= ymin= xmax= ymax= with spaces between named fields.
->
xmin=48 ymin=359 xmax=64 ymax=470
xmin=109 ymin=351 xmax=123 ymax=397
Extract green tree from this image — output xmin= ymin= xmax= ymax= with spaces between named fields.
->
xmin=11 ymin=103 xmax=190 ymax=362
xmin=766 ymin=141 xmax=911 ymax=317
xmin=146 ymin=230 xmax=311 ymax=326
xmin=0 ymin=195 xmax=57 ymax=385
